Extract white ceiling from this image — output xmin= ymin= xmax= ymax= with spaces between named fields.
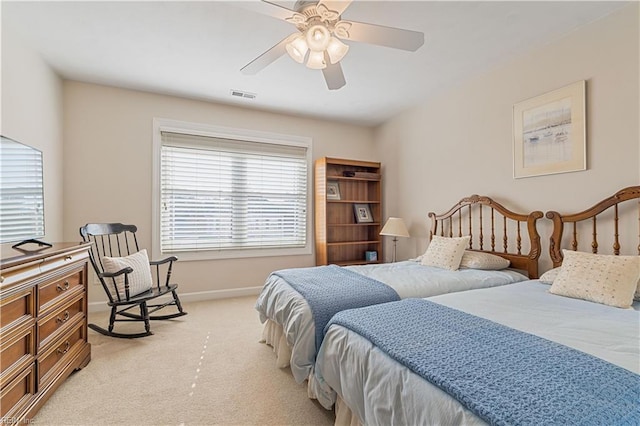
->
xmin=2 ymin=1 xmax=628 ymax=127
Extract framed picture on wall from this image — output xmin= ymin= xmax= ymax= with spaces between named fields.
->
xmin=326 ymin=180 xmax=341 ymax=200
xmin=353 ymin=203 xmax=373 ymax=223
xmin=513 ymin=80 xmax=586 ymax=178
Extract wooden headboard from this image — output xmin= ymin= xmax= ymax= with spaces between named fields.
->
xmin=428 ymin=195 xmax=543 ymax=279
xmin=546 ymin=185 xmax=640 ymax=267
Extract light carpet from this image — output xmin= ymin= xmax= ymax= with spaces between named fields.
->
xmin=33 ymin=296 xmax=335 ymax=426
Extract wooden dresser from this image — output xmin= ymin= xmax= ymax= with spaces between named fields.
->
xmin=1 ymin=242 xmax=92 ymax=423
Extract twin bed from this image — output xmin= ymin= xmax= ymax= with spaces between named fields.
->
xmin=256 ymin=186 xmax=640 ymax=425
xmin=255 ymin=195 xmax=543 ymax=383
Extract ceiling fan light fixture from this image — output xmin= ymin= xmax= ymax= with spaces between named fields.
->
xmin=333 ymin=21 xmax=352 ymax=39
xmin=326 ymin=37 xmax=349 ymax=64
xmin=286 ymin=34 xmax=309 ymax=64
xmin=241 ymin=0 xmax=425 ymax=90
xmin=306 ymin=50 xmax=327 ymax=69
xmin=305 ymin=23 xmax=331 ymax=51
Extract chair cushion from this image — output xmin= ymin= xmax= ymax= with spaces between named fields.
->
xmin=103 ymin=249 xmax=153 ymax=299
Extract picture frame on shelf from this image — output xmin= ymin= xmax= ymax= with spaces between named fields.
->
xmin=326 ymin=180 xmax=341 ymax=200
xmin=513 ymin=80 xmax=586 ymax=178
xmin=353 ymin=203 xmax=374 ymax=223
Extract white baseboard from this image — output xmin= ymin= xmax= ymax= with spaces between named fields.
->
xmin=88 ymin=286 xmax=263 ymax=313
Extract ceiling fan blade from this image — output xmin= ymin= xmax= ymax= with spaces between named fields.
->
xmin=239 ymin=0 xmax=297 ymax=22
xmin=322 ymin=62 xmax=346 ymax=90
xmin=241 ymin=36 xmax=290 ymax=75
xmin=341 ymin=20 xmax=424 ymax=51
xmin=317 ymin=1 xmax=353 ymax=17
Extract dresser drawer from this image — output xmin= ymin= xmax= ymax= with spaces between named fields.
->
xmin=0 ymin=287 xmax=35 ymax=333
xmin=0 ymin=324 xmax=35 ymax=385
xmin=0 ymin=363 xmax=35 ymax=419
xmin=38 ymin=247 xmax=89 ymax=277
xmin=37 ymin=323 xmax=86 ymax=388
xmin=37 ymin=269 xmax=84 ymax=315
xmin=37 ymin=293 xmax=85 ymax=351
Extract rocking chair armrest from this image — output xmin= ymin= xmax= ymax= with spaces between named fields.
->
xmin=99 ymin=266 xmax=134 ymax=278
xmin=149 ymin=256 xmax=178 ymax=266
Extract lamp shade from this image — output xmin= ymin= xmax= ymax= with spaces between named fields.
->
xmin=286 ymin=34 xmax=309 ymax=64
xmin=380 ymin=217 xmax=410 ymax=238
xmin=326 ymin=37 xmax=349 ymax=64
xmin=306 ymin=50 xmax=327 ymax=69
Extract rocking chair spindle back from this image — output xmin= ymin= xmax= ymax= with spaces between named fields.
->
xmin=80 ymin=223 xmax=187 ymax=338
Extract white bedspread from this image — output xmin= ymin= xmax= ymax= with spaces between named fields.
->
xmin=255 ymin=261 xmax=527 ymax=383
xmin=311 ymin=281 xmax=640 ymax=425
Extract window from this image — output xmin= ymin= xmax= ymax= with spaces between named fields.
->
xmin=153 ymin=119 xmax=312 ymax=261
xmin=0 ymin=136 xmax=45 ymax=244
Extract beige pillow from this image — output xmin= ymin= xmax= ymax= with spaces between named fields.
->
xmin=539 ymin=267 xmax=561 ymax=284
xmin=549 ymin=250 xmax=640 ymax=308
xmin=421 ymin=235 xmax=470 ymax=271
xmin=543 ymin=264 xmax=640 ymax=301
xmin=102 ymin=249 xmax=153 ymax=299
xmin=459 ymin=250 xmax=510 ymax=270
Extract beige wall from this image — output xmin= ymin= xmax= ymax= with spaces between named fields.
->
xmin=62 ymin=82 xmax=375 ymax=303
xmin=3 ymin=4 xmax=638 ymax=305
xmin=375 ymin=4 xmax=640 ymax=270
xmin=1 ymin=24 xmax=64 ymax=242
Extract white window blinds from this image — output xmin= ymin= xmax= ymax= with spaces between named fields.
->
xmin=160 ymin=131 xmax=308 ymax=253
xmin=0 ymin=137 xmax=45 ymax=244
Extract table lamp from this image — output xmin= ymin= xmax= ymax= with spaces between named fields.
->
xmin=380 ymin=217 xmax=410 ymax=262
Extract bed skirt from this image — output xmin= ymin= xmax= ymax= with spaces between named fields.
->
xmin=335 ymin=397 xmax=362 ymax=426
xmin=260 ymin=319 xmax=293 ymax=369
xmin=262 ymin=320 xmax=354 ymax=425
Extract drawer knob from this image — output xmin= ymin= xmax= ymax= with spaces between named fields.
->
xmin=56 ymin=281 xmax=70 ymax=292
xmin=57 ymin=341 xmax=71 ymax=355
xmin=56 ymin=310 xmax=71 ymax=324
xmin=64 ymin=255 xmax=72 ymax=261
xmin=0 ymin=275 xmax=4 ymax=283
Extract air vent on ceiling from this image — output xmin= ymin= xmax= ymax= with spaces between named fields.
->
xmin=230 ymin=89 xmax=256 ymax=100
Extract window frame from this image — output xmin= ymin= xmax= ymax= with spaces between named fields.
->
xmin=152 ymin=118 xmax=313 ymax=261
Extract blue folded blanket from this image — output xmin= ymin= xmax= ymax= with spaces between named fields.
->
xmin=327 ymin=298 xmax=640 ymax=426
xmin=272 ymin=265 xmax=399 ymax=351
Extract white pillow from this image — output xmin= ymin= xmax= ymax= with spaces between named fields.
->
xmin=459 ymin=250 xmax=510 ymax=270
xmin=539 ymin=267 xmax=561 ymax=284
xmin=542 ymin=264 xmax=640 ymax=301
xmin=421 ymin=235 xmax=470 ymax=271
xmin=549 ymin=250 xmax=640 ymax=308
xmin=102 ymin=249 xmax=153 ymax=299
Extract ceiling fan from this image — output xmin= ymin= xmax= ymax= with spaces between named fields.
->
xmin=240 ymin=0 xmax=425 ymax=90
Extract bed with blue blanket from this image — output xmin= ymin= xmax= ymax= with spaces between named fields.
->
xmin=256 ymin=261 xmax=530 ymax=383
xmin=311 ymin=280 xmax=640 ymax=425
xmin=255 ymin=195 xmax=543 ymax=384
xmin=310 ymin=186 xmax=640 ymax=426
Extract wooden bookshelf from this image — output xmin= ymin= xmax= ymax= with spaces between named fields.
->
xmin=315 ymin=157 xmax=382 ymax=266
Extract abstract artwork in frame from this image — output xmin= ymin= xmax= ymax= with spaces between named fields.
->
xmin=513 ymin=80 xmax=586 ymax=178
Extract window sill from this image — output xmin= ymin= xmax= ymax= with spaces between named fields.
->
xmin=154 ymin=245 xmax=312 ymax=261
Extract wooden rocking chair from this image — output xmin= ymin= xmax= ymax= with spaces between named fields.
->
xmin=80 ymin=223 xmax=187 ymax=338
